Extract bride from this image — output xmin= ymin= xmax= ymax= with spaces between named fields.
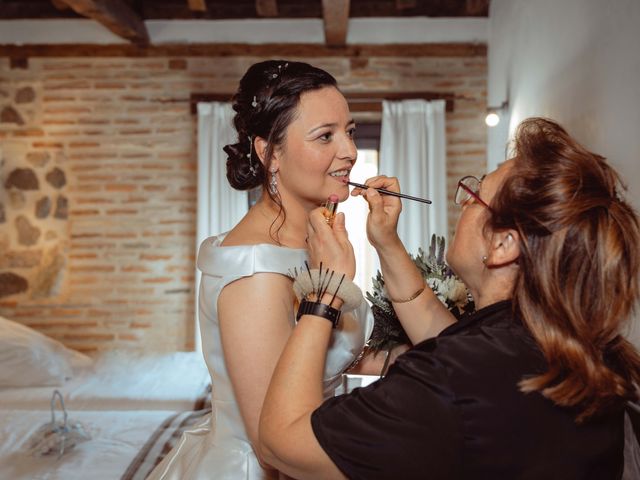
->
xmin=147 ymin=60 xmax=373 ymax=479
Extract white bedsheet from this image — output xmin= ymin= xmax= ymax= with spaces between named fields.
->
xmin=0 ymin=408 xmax=177 ymax=480
xmin=0 ymin=351 xmax=210 ymax=411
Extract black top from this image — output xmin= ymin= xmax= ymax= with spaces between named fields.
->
xmin=311 ymin=300 xmax=624 ymax=479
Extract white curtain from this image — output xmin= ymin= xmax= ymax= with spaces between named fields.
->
xmin=196 ymin=102 xmax=248 ymax=247
xmin=195 ymin=102 xmax=248 ymax=351
xmin=379 ymin=99 xmax=447 ymax=253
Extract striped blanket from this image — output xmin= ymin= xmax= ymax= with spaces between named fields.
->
xmin=120 ymin=385 xmax=212 ymax=480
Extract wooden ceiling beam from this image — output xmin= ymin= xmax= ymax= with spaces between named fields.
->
xmin=187 ymin=0 xmax=207 ymax=12
xmin=256 ymin=0 xmax=278 ymax=17
xmin=190 ymin=91 xmax=456 ymax=115
xmin=322 ymin=0 xmax=350 ymax=47
xmin=465 ymin=0 xmax=491 ymax=16
xmin=0 ymin=42 xmax=487 ymax=58
xmin=50 ymin=0 xmax=71 ymax=10
xmin=55 ymin=0 xmax=149 ymax=45
xmin=395 ymin=0 xmax=417 ymax=10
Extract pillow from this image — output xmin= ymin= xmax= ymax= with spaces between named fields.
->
xmin=0 ymin=316 xmax=93 ymax=387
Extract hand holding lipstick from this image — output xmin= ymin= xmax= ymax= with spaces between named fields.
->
xmin=306 ymin=195 xmax=356 ymax=281
xmin=322 ymin=194 xmax=339 ymax=226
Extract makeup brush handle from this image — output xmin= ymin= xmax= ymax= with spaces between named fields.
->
xmin=347 ymin=181 xmax=432 ymax=205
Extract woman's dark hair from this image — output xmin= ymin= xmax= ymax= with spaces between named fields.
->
xmin=489 ymin=117 xmax=640 ymax=422
xmin=223 ymin=60 xmax=337 ymax=242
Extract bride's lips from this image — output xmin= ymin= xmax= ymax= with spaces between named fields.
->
xmin=328 ymin=168 xmax=351 ymax=184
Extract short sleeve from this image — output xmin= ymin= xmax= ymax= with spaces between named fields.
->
xmin=311 ymin=346 xmax=462 ymax=480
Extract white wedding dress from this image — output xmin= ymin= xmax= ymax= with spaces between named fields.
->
xmin=147 ymin=233 xmax=373 ymax=479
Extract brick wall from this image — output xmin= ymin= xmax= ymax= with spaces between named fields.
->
xmin=0 ymin=53 xmax=486 ymax=353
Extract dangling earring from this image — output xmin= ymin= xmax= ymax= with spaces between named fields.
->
xmin=247 ymin=136 xmax=256 ymax=177
xmin=269 ymin=169 xmax=278 ymax=195
xmin=481 ymin=255 xmax=488 ymax=265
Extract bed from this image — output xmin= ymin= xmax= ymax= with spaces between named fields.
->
xmin=0 ymin=315 xmax=380 ymax=479
xmin=0 ymin=350 xmax=211 ymax=412
xmin=0 ymin=315 xmax=212 ymax=479
xmin=0 ymin=408 xmax=211 ymax=480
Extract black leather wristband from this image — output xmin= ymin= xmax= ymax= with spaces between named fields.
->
xmin=296 ymin=299 xmax=341 ymax=328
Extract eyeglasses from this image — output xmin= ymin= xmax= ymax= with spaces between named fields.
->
xmin=455 ymin=175 xmax=492 ymax=210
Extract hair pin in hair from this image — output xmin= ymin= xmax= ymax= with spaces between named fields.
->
xmin=251 ymin=96 xmax=258 ymax=108
xmin=272 ymin=63 xmax=288 ymax=80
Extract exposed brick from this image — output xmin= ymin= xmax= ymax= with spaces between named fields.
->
xmin=105 ymin=208 xmax=138 ymax=215
xmin=54 ymin=195 xmax=68 ymax=219
xmin=140 ymin=253 xmax=173 ymax=261
xmin=142 ymin=277 xmax=174 ymax=284
xmin=5 ymin=168 xmax=39 ymax=190
xmin=15 ymin=215 xmax=41 ymax=246
xmin=118 ymin=333 xmax=140 ymax=341
xmin=70 ymin=265 xmax=116 ymax=273
xmin=105 ymin=184 xmax=137 ymax=192
xmin=44 ymin=80 xmax=91 ymax=90
xmin=46 ymin=167 xmax=67 ymax=188
xmin=169 ymin=59 xmax=188 ymax=70
xmin=15 ymin=86 xmax=36 ymax=104
xmin=1 ymin=106 xmax=24 ymax=125
xmin=63 ymin=333 xmax=115 ymax=342
xmin=94 ymin=82 xmax=127 ymax=89
xmin=0 ymin=272 xmax=28 ymax=298
xmin=12 ymin=128 xmax=45 ymax=137
xmin=1 ymin=250 xmax=43 ymax=268
xmin=121 ymin=265 xmax=151 ymax=273
xmin=69 ymin=253 xmax=98 ymax=259
xmin=0 ymin=51 xmax=485 ymax=352
xmin=35 ymin=196 xmax=51 ymax=218
xmin=32 ymin=141 xmax=63 ymax=149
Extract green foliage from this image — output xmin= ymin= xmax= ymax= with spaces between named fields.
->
xmin=366 ymin=234 xmax=474 ymax=353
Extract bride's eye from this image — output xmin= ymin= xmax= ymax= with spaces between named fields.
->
xmin=347 ymin=127 xmax=356 ymax=139
xmin=318 ymin=132 xmax=333 ymax=142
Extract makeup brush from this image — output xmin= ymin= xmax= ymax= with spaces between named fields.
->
xmin=347 ymin=181 xmax=432 ymax=205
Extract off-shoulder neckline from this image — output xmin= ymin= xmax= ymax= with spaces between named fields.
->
xmin=211 ymin=233 xmax=306 ymax=253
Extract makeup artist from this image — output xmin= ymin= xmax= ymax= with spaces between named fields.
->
xmin=259 ymin=117 xmax=640 ymax=479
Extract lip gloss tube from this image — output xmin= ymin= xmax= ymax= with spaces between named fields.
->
xmin=322 ymin=194 xmax=339 ymax=226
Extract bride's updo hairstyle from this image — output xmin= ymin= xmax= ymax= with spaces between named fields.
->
xmin=488 ymin=117 xmax=640 ymax=422
xmin=224 ymin=60 xmax=338 ymax=191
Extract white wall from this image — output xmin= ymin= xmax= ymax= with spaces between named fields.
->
xmin=488 ymin=0 xmax=640 ymax=343
xmin=0 ymin=18 xmax=487 ymax=45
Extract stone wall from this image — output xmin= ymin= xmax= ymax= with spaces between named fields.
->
xmin=0 ymin=53 xmax=487 ymax=352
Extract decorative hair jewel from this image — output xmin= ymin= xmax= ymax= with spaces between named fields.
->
xmin=271 ymin=62 xmax=289 ymax=80
xmin=251 ymin=96 xmax=258 ymax=108
xmin=247 ymin=136 xmax=257 ymax=177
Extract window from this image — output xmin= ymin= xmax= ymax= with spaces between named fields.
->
xmin=342 ymin=148 xmax=379 ymax=295
xmin=341 ymin=122 xmax=381 ymax=294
